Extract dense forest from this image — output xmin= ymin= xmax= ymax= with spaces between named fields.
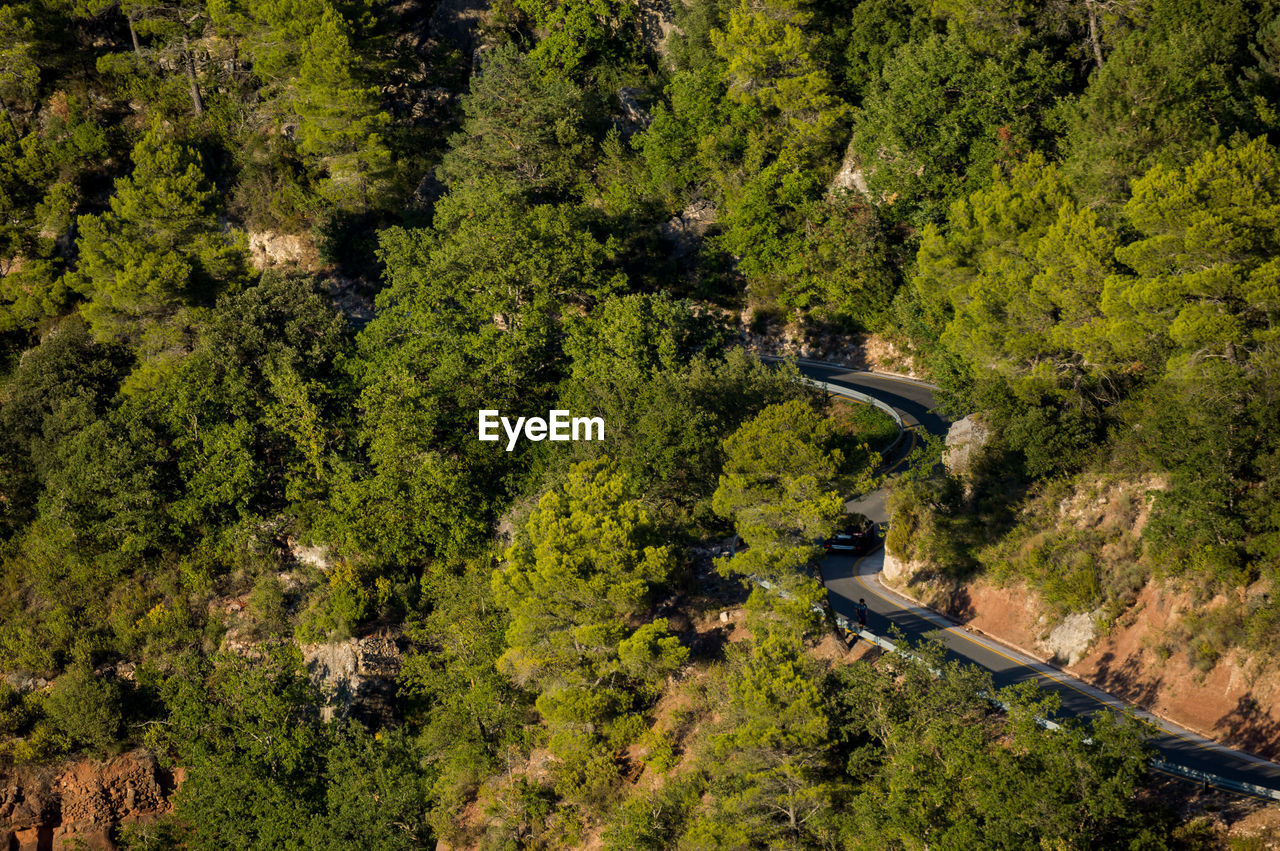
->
xmin=0 ymin=0 xmax=1278 ymax=845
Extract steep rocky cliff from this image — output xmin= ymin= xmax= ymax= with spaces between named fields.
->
xmin=0 ymin=750 xmax=179 ymax=850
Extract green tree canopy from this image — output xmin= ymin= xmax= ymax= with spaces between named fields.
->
xmin=849 ymin=30 xmax=1069 ymax=225
xmin=713 ymin=398 xmax=849 ymax=560
xmin=689 ymin=630 xmax=838 ymax=846
xmin=1061 ymin=0 xmax=1265 ymax=205
xmin=1104 ymin=137 xmax=1280 ymax=377
xmin=493 ymin=460 xmax=685 ymax=804
xmin=436 ymin=43 xmax=593 ymax=201
xmin=913 ymin=155 xmax=1118 ymax=395
xmin=493 ymin=460 xmax=680 ymax=695
xmin=72 ymin=124 xmax=246 ymax=339
xmin=292 ymin=6 xmax=390 ymax=206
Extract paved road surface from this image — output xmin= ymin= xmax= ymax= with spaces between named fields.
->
xmin=797 ymin=361 xmax=1280 ymax=801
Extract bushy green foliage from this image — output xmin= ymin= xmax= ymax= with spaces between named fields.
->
xmin=713 ymin=399 xmax=846 ymax=549
xmin=912 ymin=139 xmax=1280 ymax=594
xmin=849 ymin=30 xmax=1069 ymax=225
xmin=829 ymin=639 xmax=1159 ymax=847
xmin=493 ymin=461 xmax=679 ymax=694
xmin=713 ymin=398 xmax=874 ymax=627
xmin=555 ymin=297 xmax=815 ymax=509
xmin=0 ymin=0 xmax=1265 ymax=840
xmin=44 ymin=665 xmax=124 ymax=753
xmin=72 ymin=124 xmax=246 ymax=339
xmin=1105 ymin=137 xmax=1280 ymax=377
xmin=437 ymin=43 xmax=593 ymax=200
xmin=1061 ymin=0 xmax=1269 ymax=205
xmin=296 ymin=560 xmax=370 ymax=641
xmin=493 ymin=460 xmax=684 ymax=805
xmin=516 ymin=0 xmax=640 ymax=75
xmin=694 ymin=629 xmax=836 ymax=844
xmin=151 ymin=646 xmax=434 ymax=846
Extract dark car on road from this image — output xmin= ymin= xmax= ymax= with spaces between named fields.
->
xmin=824 ymin=513 xmax=876 ymax=555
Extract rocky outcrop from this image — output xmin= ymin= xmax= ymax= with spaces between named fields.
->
xmin=247 ymin=231 xmax=319 ymax=271
xmin=616 ymin=87 xmax=651 ymax=137
xmin=287 ymin=537 xmax=332 ymax=571
xmin=828 ymin=141 xmax=870 ymax=198
xmin=882 ymin=547 xmax=924 ymax=586
xmin=659 ymin=199 xmax=717 ymax=261
xmin=302 ymin=631 xmax=404 ymax=724
xmin=732 ymin=311 xmax=921 ymax=377
xmin=638 ymin=0 xmax=680 ymax=59
xmin=1042 ymin=609 xmax=1101 ymax=666
xmin=4 ymin=672 xmax=50 ymax=694
xmin=943 ymin=414 xmax=992 ymax=479
xmin=428 ymin=0 xmax=489 ymax=53
xmin=0 ymin=750 xmax=178 ymax=850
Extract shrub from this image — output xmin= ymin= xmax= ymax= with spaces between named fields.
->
xmin=43 ymin=666 xmax=124 ymax=753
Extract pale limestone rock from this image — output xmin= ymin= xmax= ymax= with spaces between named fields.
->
xmin=1042 ymin=610 xmax=1100 ymax=666
xmin=247 ymin=231 xmax=317 ymax=270
xmin=828 ymin=142 xmax=871 ymax=198
xmin=302 ymin=633 xmax=404 ymax=722
xmin=288 ymin=538 xmax=332 ymax=571
xmin=882 ymin=548 xmax=923 ymax=585
xmin=943 ymin=414 xmax=992 ymax=478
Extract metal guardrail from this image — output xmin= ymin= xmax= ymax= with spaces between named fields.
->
xmin=838 ymin=618 xmax=1280 ymax=802
xmin=807 ymin=378 xmax=908 ymax=457
xmin=757 ymin=354 xmax=941 ymax=391
xmin=1150 ymin=760 xmax=1280 ymax=802
xmin=756 ymin=354 xmax=908 ymax=455
xmin=757 ymin=353 xmax=1280 ymax=803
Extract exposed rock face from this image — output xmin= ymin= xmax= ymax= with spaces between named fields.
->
xmin=1042 ymin=610 xmax=1100 ymax=666
xmin=302 ymin=631 xmax=404 ymax=724
xmin=616 ymin=87 xmax=651 ymax=136
xmin=882 ymin=548 xmax=924 ymax=585
xmin=828 ymin=141 xmax=870 ymax=198
xmin=4 ymin=672 xmax=50 ymax=694
xmin=733 ymin=312 xmax=921 ymax=377
xmin=0 ymin=750 xmax=178 ymax=850
xmin=287 ymin=537 xmax=332 ymax=571
xmin=247 ymin=231 xmax=319 ymax=271
xmin=638 ymin=0 xmax=679 ymax=59
xmin=943 ymin=414 xmax=991 ymax=478
xmin=660 ymin=199 xmax=717 ymax=260
xmin=428 ymin=0 xmax=489 ymax=53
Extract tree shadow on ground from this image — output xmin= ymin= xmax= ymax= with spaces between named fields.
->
xmin=1214 ymin=695 xmax=1280 ymax=761
xmin=1087 ymin=649 xmax=1164 ymax=708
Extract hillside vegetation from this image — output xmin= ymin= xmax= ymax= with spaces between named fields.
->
xmin=0 ymin=0 xmax=1277 ymax=846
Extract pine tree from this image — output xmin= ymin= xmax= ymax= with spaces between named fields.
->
xmin=0 ymin=4 xmax=39 ymax=121
xmin=492 ymin=460 xmax=684 ymax=804
xmin=73 ymin=124 xmax=245 ymax=338
xmin=293 ymin=7 xmax=389 ymax=207
xmin=711 ymin=0 xmax=847 ymax=154
xmin=688 ymin=630 xmax=837 ymax=845
xmin=713 ymin=399 xmax=851 ymax=580
xmin=1105 ymin=137 xmax=1280 ymax=377
xmin=492 ymin=460 xmax=679 ymax=695
xmin=913 ymin=155 xmax=1117 ymax=390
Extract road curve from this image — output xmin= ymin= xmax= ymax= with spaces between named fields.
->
xmin=796 ymin=360 xmax=1280 ymax=801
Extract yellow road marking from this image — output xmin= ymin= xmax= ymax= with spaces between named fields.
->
xmin=849 ymin=557 xmax=1240 ymax=756
xmin=827 ymin=371 xmax=1280 ymax=776
xmin=882 ymin=424 xmax=918 ymax=475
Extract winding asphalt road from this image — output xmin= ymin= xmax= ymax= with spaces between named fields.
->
xmin=797 ymin=360 xmax=1280 ymax=802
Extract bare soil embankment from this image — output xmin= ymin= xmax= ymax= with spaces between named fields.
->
xmin=886 ymin=473 xmax=1280 ymax=762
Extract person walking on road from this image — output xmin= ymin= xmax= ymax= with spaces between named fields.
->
xmin=854 ymin=598 xmax=869 ymax=629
